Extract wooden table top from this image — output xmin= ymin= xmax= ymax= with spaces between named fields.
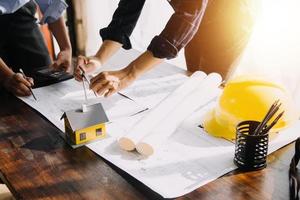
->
xmin=0 ymin=90 xmax=296 ymax=200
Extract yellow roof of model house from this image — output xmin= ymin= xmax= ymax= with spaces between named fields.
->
xmin=62 ymin=103 xmax=109 ymax=131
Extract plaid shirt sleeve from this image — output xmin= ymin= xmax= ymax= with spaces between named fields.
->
xmin=148 ymin=0 xmax=208 ymax=59
xmin=100 ymin=0 xmax=146 ymax=50
xmin=101 ymin=0 xmax=207 ymax=59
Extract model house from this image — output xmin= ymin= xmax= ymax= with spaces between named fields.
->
xmin=61 ymin=103 xmax=109 ymax=145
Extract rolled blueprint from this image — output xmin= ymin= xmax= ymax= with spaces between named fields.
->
xmin=136 ymin=73 xmax=222 ymax=156
xmin=118 ymin=71 xmax=207 ymax=151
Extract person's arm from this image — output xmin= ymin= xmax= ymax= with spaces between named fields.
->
xmin=48 ymin=16 xmax=72 ymax=72
xmin=0 ymin=58 xmax=14 ymax=83
xmin=0 ymin=58 xmax=34 ymax=96
xmin=90 ymin=51 xmax=162 ymax=97
xmin=74 ymin=40 xmax=122 ymax=81
xmin=86 ymin=0 xmax=208 ymax=97
xmin=36 ymin=0 xmax=71 ymax=72
xmin=74 ymin=0 xmax=146 ymax=80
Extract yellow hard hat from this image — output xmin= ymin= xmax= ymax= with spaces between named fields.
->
xmin=203 ymin=75 xmax=297 ymax=140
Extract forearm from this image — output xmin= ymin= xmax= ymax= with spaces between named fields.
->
xmin=126 ymin=51 xmax=163 ymax=79
xmin=48 ymin=17 xmax=71 ymax=51
xmin=0 ymin=58 xmax=14 ymax=84
xmin=89 ymin=51 xmax=163 ymax=97
xmin=94 ymin=40 xmax=122 ymax=65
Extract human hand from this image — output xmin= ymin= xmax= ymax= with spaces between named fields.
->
xmin=51 ymin=49 xmax=72 ymax=73
xmin=74 ymin=55 xmax=101 ymax=81
xmin=90 ymin=68 xmax=136 ymax=97
xmin=3 ymin=73 xmax=34 ymax=96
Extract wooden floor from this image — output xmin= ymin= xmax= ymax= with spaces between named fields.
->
xmin=0 ymin=184 xmax=13 ymax=200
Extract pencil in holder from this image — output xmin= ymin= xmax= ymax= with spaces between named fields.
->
xmin=234 ymin=121 xmax=269 ymax=170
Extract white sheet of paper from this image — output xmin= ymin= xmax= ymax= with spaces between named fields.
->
xmin=120 ymin=73 xmax=188 ymax=108
xmin=18 ymin=79 xmax=146 ymax=131
xmin=87 ymin=103 xmax=300 ymax=198
xmin=18 ymin=50 xmax=300 ymax=198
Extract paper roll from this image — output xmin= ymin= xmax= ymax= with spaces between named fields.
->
xmin=118 ymin=71 xmax=207 ymax=151
xmin=136 ymin=73 xmax=222 ymax=156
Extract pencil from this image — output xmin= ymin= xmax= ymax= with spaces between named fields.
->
xmin=19 ymin=68 xmax=37 ymax=101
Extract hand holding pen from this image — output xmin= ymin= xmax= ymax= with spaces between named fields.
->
xmin=18 ymin=69 xmax=37 ymax=100
xmin=3 ymin=69 xmax=36 ymax=98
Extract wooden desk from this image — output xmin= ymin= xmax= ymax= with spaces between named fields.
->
xmin=0 ymin=90 xmax=295 ymax=200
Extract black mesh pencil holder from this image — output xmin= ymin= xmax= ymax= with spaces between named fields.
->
xmin=234 ymin=121 xmax=269 ymax=171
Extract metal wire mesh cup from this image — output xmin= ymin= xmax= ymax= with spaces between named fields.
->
xmin=234 ymin=121 xmax=269 ymax=170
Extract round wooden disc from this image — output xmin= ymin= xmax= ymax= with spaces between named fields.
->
xmin=118 ymin=137 xmax=135 ymax=151
xmin=136 ymin=142 xmax=154 ymax=156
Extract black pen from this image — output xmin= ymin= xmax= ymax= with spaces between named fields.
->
xmin=19 ymin=68 xmax=37 ymax=101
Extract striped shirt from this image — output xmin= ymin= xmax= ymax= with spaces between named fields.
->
xmin=0 ymin=0 xmax=67 ymax=24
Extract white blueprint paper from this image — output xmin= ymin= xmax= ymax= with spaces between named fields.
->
xmin=18 ymin=77 xmax=300 ymax=198
xmin=120 ymin=73 xmax=188 ymax=108
xmin=18 ymin=79 xmax=146 ymax=131
xmin=87 ymin=104 xmax=300 ymax=198
xmin=17 ymin=49 xmax=300 ymax=198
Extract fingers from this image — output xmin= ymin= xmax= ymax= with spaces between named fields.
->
xmin=11 ymin=82 xmax=30 ymax=96
xmin=12 ymin=73 xmax=33 ymax=96
xmin=51 ymin=50 xmax=72 ymax=73
xmin=65 ymin=65 xmax=72 ymax=73
xmin=95 ymin=81 xmax=117 ymax=96
xmin=15 ymin=88 xmax=29 ymax=96
xmin=74 ymin=55 xmax=87 ymax=82
xmin=14 ymin=73 xmax=32 ymax=88
xmin=74 ymin=67 xmax=83 ymax=82
xmin=90 ymin=72 xmax=119 ymax=85
xmin=90 ymin=72 xmax=109 ymax=89
xmin=90 ymin=72 xmax=120 ymax=96
xmin=90 ymin=72 xmax=106 ymax=88
xmin=63 ymin=60 xmax=72 ymax=73
xmin=51 ymin=54 xmax=64 ymax=71
xmin=76 ymin=55 xmax=87 ymax=69
xmin=51 ymin=61 xmax=65 ymax=72
xmin=75 ymin=55 xmax=100 ymax=75
xmin=3 ymin=73 xmax=35 ymax=97
xmin=51 ymin=60 xmax=71 ymax=73
xmin=90 ymin=81 xmax=106 ymax=95
xmin=105 ymin=82 xmax=119 ymax=97
xmin=17 ymin=83 xmax=31 ymax=96
xmin=26 ymin=77 xmax=34 ymax=87
xmin=90 ymin=78 xmax=110 ymax=96
xmin=51 ymin=62 xmax=59 ymax=71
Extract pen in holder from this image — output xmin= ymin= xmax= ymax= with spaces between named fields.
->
xmin=234 ymin=99 xmax=284 ymax=171
xmin=234 ymin=120 xmax=269 ymax=170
